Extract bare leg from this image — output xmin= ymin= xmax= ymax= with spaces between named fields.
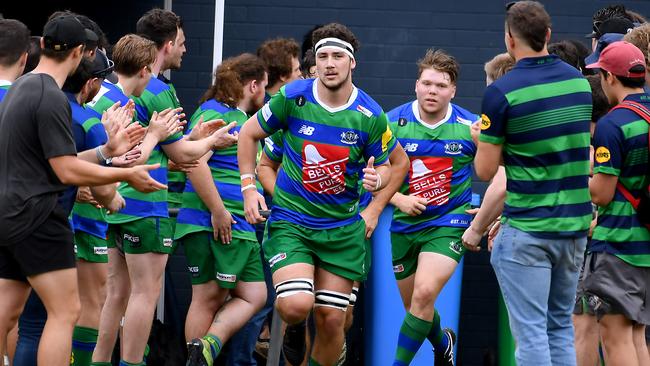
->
xmin=272 ymin=263 xmax=315 ymax=325
xmin=76 ymin=260 xmax=108 ymax=329
xmin=0 ymin=279 xmax=30 ymax=362
xmin=207 ymin=281 xmax=267 ymax=342
xmin=573 ymin=314 xmax=600 ymax=366
xmin=185 ymin=281 xmax=227 ymax=341
xmin=600 ymin=314 xmax=638 ymax=366
xmin=28 ymin=268 xmax=81 ymax=366
xmin=633 ymin=324 xmax=650 ymax=366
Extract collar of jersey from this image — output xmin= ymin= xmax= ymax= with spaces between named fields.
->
xmin=411 ymin=100 xmax=452 ymax=130
xmin=312 ymin=78 xmax=358 ymax=113
xmin=0 ymin=80 xmax=11 ymax=87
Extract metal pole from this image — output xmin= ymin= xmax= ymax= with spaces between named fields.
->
xmin=266 ymin=307 xmax=284 ymax=366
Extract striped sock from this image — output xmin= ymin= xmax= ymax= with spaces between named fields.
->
xmin=393 ymin=312 xmax=432 ymax=366
xmin=203 ymin=333 xmax=223 ymax=360
xmin=72 ymin=326 xmax=98 ymax=366
xmin=118 ymin=360 xmax=145 ymax=366
xmin=426 ymin=309 xmax=448 ymax=352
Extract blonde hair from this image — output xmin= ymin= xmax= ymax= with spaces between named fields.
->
xmin=112 ymin=34 xmax=156 ymax=77
xmin=624 ymin=23 xmax=650 ymax=65
xmin=485 ymin=53 xmax=516 ymax=82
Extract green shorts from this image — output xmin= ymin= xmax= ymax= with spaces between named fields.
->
xmin=182 ymin=232 xmax=264 ymax=288
xmin=391 ymin=226 xmax=466 ymax=280
xmin=111 ymin=217 xmax=176 ymax=255
xmin=264 ymin=219 xmax=367 ymax=282
xmin=74 ymin=231 xmax=110 ymax=263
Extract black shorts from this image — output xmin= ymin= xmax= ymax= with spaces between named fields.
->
xmin=0 ymin=204 xmax=75 ymax=281
xmin=583 ymin=251 xmax=650 ymax=324
xmin=573 ymin=256 xmax=598 ymax=316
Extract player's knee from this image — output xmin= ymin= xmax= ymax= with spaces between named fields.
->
xmin=49 ymin=296 xmax=81 ymax=324
xmin=411 ymin=283 xmax=437 ymax=308
xmin=314 ymin=306 xmax=346 ymax=337
xmin=275 ymin=278 xmax=314 ymax=324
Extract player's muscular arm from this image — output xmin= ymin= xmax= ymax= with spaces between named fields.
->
xmin=475 ymin=141 xmax=503 ymax=181
xmin=238 ymin=114 xmax=270 ymax=224
xmin=89 ymin=183 xmax=117 ymax=207
xmin=163 ymin=122 xmax=237 ymax=164
xmin=257 ymin=152 xmax=280 ymax=196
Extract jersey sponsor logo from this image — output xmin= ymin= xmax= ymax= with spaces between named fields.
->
xmin=480 ymin=114 xmax=491 ymax=130
xmin=398 ymin=117 xmax=407 ymax=127
xmin=302 ymin=141 xmax=349 ymax=195
xmin=163 ymin=238 xmax=173 ymax=247
xmin=296 ymin=95 xmax=306 ymax=106
xmin=444 ymin=142 xmax=463 ymax=155
xmin=94 ymin=246 xmax=108 ymax=255
xmin=216 ymin=272 xmax=237 ymax=283
xmin=269 ymin=252 xmax=287 ymax=268
xmin=123 ymin=233 xmax=140 ymax=245
xmin=298 ymin=125 xmax=315 ymax=136
xmin=404 ymin=143 xmax=419 ymax=152
xmin=595 ymin=146 xmax=611 ymax=163
xmin=393 ymin=264 xmax=405 ymax=273
xmin=340 ymin=131 xmax=359 ymax=145
xmin=356 ymin=104 xmax=373 ymax=117
xmin=261 ymin=103 xmax=272 ymax=121
xmin=449 ymin=240 xmax=463 ymax=254
xmin=408 ymin=157 xmax=453 ymax=206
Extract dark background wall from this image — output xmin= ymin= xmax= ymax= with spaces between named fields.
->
xmin=4 ymin=1 xmax=650 ymax=365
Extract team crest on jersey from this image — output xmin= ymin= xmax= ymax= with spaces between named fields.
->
xmin=480 ymin=114 xmax=491 ymax=130
xmin=595 ymin=146 xmax=611 ymax=163
xmin=302 ymin=141 xmax=349 ymax=195
xmin=398 ymin=118 xmax=407 ymax=127
xmin=356 ymin=104 xmax=373 ymax=117
xmin=296 ymin=95 xmax=306 ymax=107
xmin=340 ymin=131 xmax=359 ymax=145
xmin=444 ymin=142 xmax=463 ymax=155
xmin=409 ymin=157 xmax=453 ymax=206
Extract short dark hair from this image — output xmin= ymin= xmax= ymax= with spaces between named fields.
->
xmin=301 ymin=49 xmax=316 ymax=77
xmin=417 ymin=48 xmax=459 ymax=84
xmin=311 ymin=23 xmax=360 ymax=54
xmin=201 ymin=53 xmax=266 ymax=105
xmin=76 ymin=14 xmax=108 ymax=51
xmin=592 ymin=5 xmax=633 ymax=24
xmin=23 ymin=36 xmax=41 ymax=75
xmin=136 ymin=8 xmax=182 ymax=49
xmin=41 ymin=44 xmax=77 ymax=62
xmin=62 ymin=57 xmax=94 ymax=94
xmin=301 ymin=24 xmax=323 ymax=58
xmin=586 ymin=74 xmax=609 ymax=122
xmin=0 ymin=19 xmax=30 ymax=67
xmin=548 ymin=41 xmax=580 ymax=70
xmin=256 ymin=38 xmax=300 ymax=87
xmin=506 ymin=1 xmax=551 ymax=52
xmin=565 ymin=39 xmax=592 ymax=75
xmin=600 ymin=67 xmax=647 ymax=89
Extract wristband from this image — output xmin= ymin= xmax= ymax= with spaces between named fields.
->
xmin=96 ymin=146 xmax=112 ymax=166
xmin=241 ymin=173 xmax=255 ymax=180
xmin=241 ymin=177 xmax=255 ymax=187
xmin=241 ymin=184 xmax=257 ymax=193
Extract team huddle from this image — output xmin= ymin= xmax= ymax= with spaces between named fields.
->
xmin=0 ymin=1 xmax=649 ymax=366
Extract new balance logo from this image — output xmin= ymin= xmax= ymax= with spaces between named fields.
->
xmin=404 ymin=143 xmax=419 ymax=152
xmin=298 ymin=125 xmax=315 ymax=136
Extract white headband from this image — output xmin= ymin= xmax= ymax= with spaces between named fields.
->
xmin=314 ymin=37 xmax=355 ymax=59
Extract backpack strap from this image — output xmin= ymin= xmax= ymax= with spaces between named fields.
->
xmin=609 ymin=100 xmax=650 ymax=209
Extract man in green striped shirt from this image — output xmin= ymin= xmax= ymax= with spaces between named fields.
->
xmin=475 ymin=2 xmax=592 ymax=365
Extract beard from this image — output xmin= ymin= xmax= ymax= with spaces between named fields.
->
xmin=320 ymin=70 xmax=351 ymax=92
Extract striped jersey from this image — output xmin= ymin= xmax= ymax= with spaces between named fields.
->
xmin=175 ymin=100 xmax=262 ymax=242
xmin=479 ymin=55 xmax=592 ymax=238
xmin=88 ymin=80 xmax=183 ymax=223
xmin=263 ymin=131 xmax=376 ymax=210
xmin=133 ymin=75 xmax=185 ymax=206
xmin=67 ymin=93 xmax=109 ymax=238
xmin=0 ymin=80 xmax=10 ymax=101
xmin=591 ymin=93 xmax=650 ymax=267
xmin=387 ymin=101 xmax=477 ymax=233
xmin=257 ymin=78 xmax=395 ymax=229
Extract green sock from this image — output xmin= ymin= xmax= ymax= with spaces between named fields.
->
xmin=394 ymin=312 xmax=433 ymax=365
xmin=309 ymin=357 xmax=323 ymax=366
xmin=144 ymin=343 xmax=150 ymax=361
xmin=426 ymin=309 xmax=448 ymax=352
xmin=72 ymin=326 xmax=98 ymax=366
xmin=119 ymin=361 xmax=145 ymax=366
xmin=89 ymin=363 xmax=112 ymax=366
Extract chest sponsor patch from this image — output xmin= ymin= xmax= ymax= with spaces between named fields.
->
xmin=480 ymin=114 xmax=491 ymax=130
xmin=302 ymin=141 xmax=349 ymax=195
xmin=408 ymin=156 xmax=453 ymax=206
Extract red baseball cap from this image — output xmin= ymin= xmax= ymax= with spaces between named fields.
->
xmin=586 ymin=41 xmax=646 ymax=78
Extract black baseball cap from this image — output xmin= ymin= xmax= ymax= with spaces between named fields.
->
xmin=585 ymin=17 xmax=634 ymax=39
xmin=91 ymin=49 xmax=117 ymax=83
xmin=43 ymin=15 xmax=97 ymax=51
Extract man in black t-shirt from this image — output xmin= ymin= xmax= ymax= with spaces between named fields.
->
xmin=0 ymin=15 xmax=167 ymax=366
